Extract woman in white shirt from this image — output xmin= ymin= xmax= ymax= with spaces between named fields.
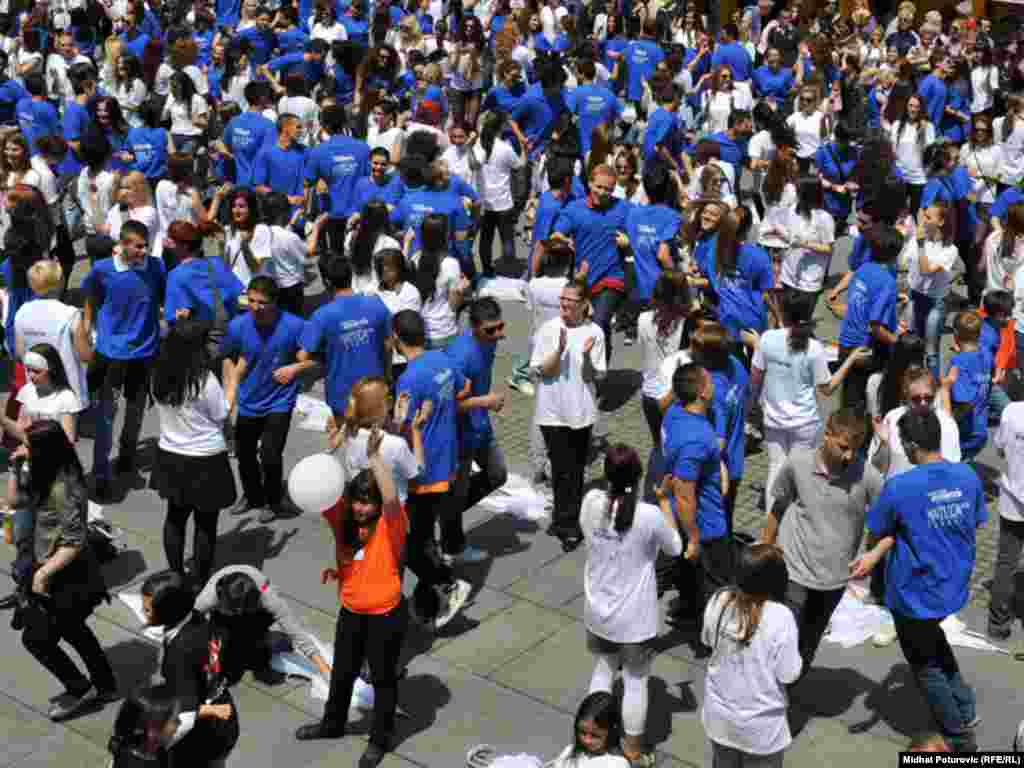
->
xmin=345 ymin=200 xmax=401 ymax=295
xmin=2 ymin=132 xmax=43 ymax=193
xmin=154 ymin=154 xmax=205 ymax=267
xmin=149 ymin=320 xmax=237 ymax=587
xmin=372 ymin=248 xmax=422 ymax=382
xmin=222 ymin=187 xmax=272 ymax=286
xmin=3 ymin=344 xmax=81 ymax=445
xmin=531 ymin=277 xmax=606 ymax=552
xmin=758 ymin=150 xmax=798 ymax=259
xmin=889 ymin=94 xmax=935 ymax=214
xmin=366 ymin=100 xmax=404 ymax=166
xmin=989 ymin=205 xmax=1024 ymax=294
xmin=995 ymin=94 xmax=1024 ymax=193
xmin=581 ymin=446 xmax=681 ymax=766
xmin=474 ymin=111 xmax=525 ymax=278
xmin=75 ymin=132 xmax=117 ymax=238
xmin=907 ymin=202 xmax=958 ymax=379
xmin=960 ymin=114 xmax=1002 ymax=240
xmin=969 ymin=47 xmax=999 ymax=115
xmin=701 ymin=545 xmax=802 ymax=766
xmin=162 ymin=71 xmax=209 ymax=155
xmin=699 ymin=65 xmax=753 ymax=135
xmin=104 ymin=170 xmax=158 ymax=245
xmin=111 ymin=53 xmax=149 ymax=129
xmin=310 ymin=3 xmax=347 ymax=42
xmin=771 ymin=177 xmax=835 ymax=312
xmin=410 ymin=213 xmax=466 ymax=349
xmin=262 ymin=193 xmax=309 ymax=316
xmin=750 ymin=291 xmax=867 ymax=502
xmin=786 ymin=85 xmax=830 ymax=175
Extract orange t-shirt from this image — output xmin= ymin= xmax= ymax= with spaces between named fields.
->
xmin=323 ymin=499 xmax=407 ymax=615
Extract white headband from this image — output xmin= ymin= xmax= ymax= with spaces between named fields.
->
xmin=23 ymin=351 xmax=48 ymax=372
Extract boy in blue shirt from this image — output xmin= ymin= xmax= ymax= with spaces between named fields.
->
xmin=82 ymin=221 xmax=166 ymax=499
xmin=980 ymin=290 xmax=1012 ymax=424
xmin=946 ymin=311 xmax=992 ymax=462
xmin=222 ymin=81 xmax=278 ymax=189
xmin=222 ymin=276 xmax=311 ymax=523
xmin=16 ymin=73 xmax=59 ymax=155
xmin=253 ymin=113 xmax=308 ymax=206
xmin=616 ymin=17 xmax=664 ymax=105
xmin=447 ymin=298 xmax=509 ymax=565
xmin=663 ymin=363 xmax=733 ymax=650
xmin=853 ymin=409 xmax=985 ymax=753
xmin=392 ymin=310 xmax=472 ymax=629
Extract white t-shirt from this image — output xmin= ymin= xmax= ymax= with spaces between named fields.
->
xmin=155 ymin=64 xmax=209 ymax=96
xmin=153 ymin=181 xmax=198 ymax=264
xmin=752 ymin=328 xmax=830 ymax=431
xmin=472 ymin=138 xmax=524 ymax=212
xmin=346 ymin=233 xmax=401 ymax=295
xmin=14 ymin=298 xmax=88 ymax=408
xmin=702 ymin=85 xmax=753 ymax=134
xmin=905 ymin=238 xmax=957 ymax=299
xmin=341 ymin=428 xmax=422 ymax=503
xmin=1011 ymin=261 xmax=1024 ymax=329
xmin=658 ymin=350 xmax=694 ymax=403
xmin=76 ymin=169 xmax=118 ymax=236
xmin=996 ymin=402 xmax=1024 ymax=522
xmin=311 ymin=20 xmax=348 ymax=42
xmin=747 ymin=128 xmax=775 ymax=188
xmin=890 ymin=121 xmax=936 ymax=185
xmin=156 ymin=373 xmax=229 ymax=457
xmin=225 ymin=224 xmax=273 ymax=285
xmin=105 ymin=204 xmax=158 ymax=248
xmin=549 ymin=746 xmax=630 ymax=768
xmin=267 ymin=225 xmax=307 ymax=289
xmin=17 ymin=384 xmax=82 ymax=424
xmin=638 ymin=310 xmax=685 ymax=400
xmin=278 ymin=95 xmax=319 ymax=145
xmin=418 ymin=256 xmax=461 ymax=341
xmin=581 ymin=490 xmax=682 ymax=643
xmin=440 ymin=145 xmax=476 ymax=187
xmin=687 ymin=159 xmax=736 ymax=200
xmin=113 ymin=79 xmax=149 ymax=128
xmin=526 ymin=276 xmax=567 ymax=335
xmin=163 ymin=93 xmax=208 ymax=137
xmin=867 ymin=404 xmax=962 ymax=481
xmin=995 ymin=117 xmax=1024 ymax=186
xmin=786 ymin=110 xmax=827 ymax=159
xmin=374 ymin=280 xmax=421 ymax=365
xmin=988 ymin=230 xmax=1024 ymax=295
xmin=701 ymin=594 xmax=802 ymax=755
xmin=960 ymin=143 xmax=1003 ymax=205
xmin=29 ymin=155 xmax=58 ymax=206
xmin=531 ymin=318 xmax=606 ymax=430
xmin=970 ymin=65 xmax=999 ymax=114
xmin=778 ymin=209 xmax=835 ymax=293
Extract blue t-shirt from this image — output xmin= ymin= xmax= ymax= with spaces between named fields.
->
xmin=624 ymin=202 xmax=681 ymax=302
xmin=867 ymin=460 xmax=986 ymax=619
xmin=397 ymin=350 xmax=467 ymax=492
xmin=353 ymin=174 xmax=404 ymax=210
xmin=569 ymin=83 xmax=622 ymax=157
xmin=642 ymin=107 xmax=681 ymax=164
xmin=267 ymin=52 xmax=324 ymax=84
xmin=276 ymin=28 xmax=307 ymax=55
xmin=980 ymin=318 xmax=1001 ymax=364
xmin=339 ymin=16 xmax=369 ymax=46
xmin=992 ymin=187 xmax=1024 ymax=222
xmin=662 ymin=405 xmax=727 ymax=540
xmin=838 ymin=261 xmax=897 ymax=348
xmin=947 ymin=349 xmax=991 ymax=456
xmin=710 ymin=41 xmax=753 ymax=82
xmin=391 ymin=186 xmax=466 ymax=255
xmin=62 ymin=100 xmax=91 ymax=175
xmin=848 ymin=234 xmax=873 ymax=272
xmin=446 ymin=330 xmax=498 ymax=451
xmin=81 ymin=256 xmax=167 ymax=360
xmin=164 ymin=258 xmax=245 ymax=325
xmin=224 ymin=112 xmax=278 ymax=188
xmin=554 ymin=198 xmax=629 ymax=288
xmin=707 ymin=131 xmax=747 ymax=179
xmin=126 ymin=126 xmax=169 ymax=180
xmin=710 ymin=243 xmax=774 ymax=338
xmin=299 ymin=294 xmax=391 ymax=413
xmin=215 ymin=0 xmax=241 ymax=26
xmin=751 ymin=65 xmax=794 ymax=103
xmin=511 ymin=84 xmax=564 ymax=161
xmin=922 ymin=169 xmax=976 ymax=240
xmin=305 ymin=134 xmax=371 ymax=218
xmin=221 ymin=311 xmax=306 ymax=416
xmin=253 ymin=143 xmax=308 ymax=198
xmin=815 ymin=142 xmax=858 ymax=220
xmin=709 ymin=356 xmax=749 ymax=481
xmin=238 ymin=27 xmax=277 ymax=67
xmin=119 ymin=32 xmax=150 ymax=61
xmin=16 ymin=98 xmax=59 ymax=155
xmin=917 ymin=74 xmax=947 ymax=130
xmin=0 ymin=261 xmax=34 ymax=356
xmin=622 ymin=40 xmax=665 ymax=102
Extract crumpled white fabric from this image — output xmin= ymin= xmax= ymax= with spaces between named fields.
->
xmin=295 ymin=394 xmax=333 ymax=433
xmin=474 ymin=473 xmax=551 ymax=522
xmin=475 ymin=276 xmax=528 ymax=304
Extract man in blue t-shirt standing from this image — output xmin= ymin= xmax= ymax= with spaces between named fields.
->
xmin=446 ymin=298 xmax=509 ymax=565
xmin=393 ymin=310 xmax=472 ymax=630
xmin=853 ymin=409 xmax=986 ymax=753
xmin=662 ymin=363 xmax=733 ymax=652
xmin=222 ymin=276 xmax=311 ymax=523
xmin=222 ymin=81 xmax=278 ymax=189
xmin=298 ymin=258 xmax=391 ymax=417
xmin=82 ymin=221 xmax=166 ymax=500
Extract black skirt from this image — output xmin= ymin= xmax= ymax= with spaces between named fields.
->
xmin=149 ymin=448 xmax=237 ymax=511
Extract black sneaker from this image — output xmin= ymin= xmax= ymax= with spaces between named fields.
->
xmin=253 ymin=666 xmax=287 ymax=685
xmin=295 ymin=721 xmax=345 ymax=741
xmin=114 ymin=455 xmax=135 ymax=476
xmin=93 ymin=476 xmax=114 ymax=503
xmin=0 ymin=593 xmax=17 ymax=610
xmin=358 ymin=742 xmax=388 ymax=768
xmin=48 ymin=685 xmax=97 ymax=721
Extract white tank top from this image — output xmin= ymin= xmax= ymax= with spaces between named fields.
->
xmin=14 ymin=299 xmax=89 ymax=409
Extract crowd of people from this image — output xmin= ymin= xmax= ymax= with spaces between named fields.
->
xmin=0 ymin=0 xmax=1022 ymax=764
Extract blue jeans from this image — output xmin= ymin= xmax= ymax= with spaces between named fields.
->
xmin=893 ymin=612 xmax=977 ymax=751
xmin=911 ymin=291 xmax=946 ymax=381
xmin=590 ymin=289 xmax=625 ymax=366
xmin=447 ymin=441 xmax=508 ymax=555
xmin=89 ymin=355 xmax=152 ymax=481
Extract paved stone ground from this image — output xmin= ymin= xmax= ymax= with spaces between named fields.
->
xmin=0 ymin=237 xmax=1020 ymax=768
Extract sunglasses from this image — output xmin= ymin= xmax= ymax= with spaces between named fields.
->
xmin=481 ymin=321 xmax=505 ymax=336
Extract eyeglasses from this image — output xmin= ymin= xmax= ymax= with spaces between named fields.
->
xmin=908 ymin=394 xmax=934 ymax=405
xmin=480 ymin=321 xmax=505 ymax=336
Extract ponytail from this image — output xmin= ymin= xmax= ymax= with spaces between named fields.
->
xmin=603 ymin=444 xmax=643 ymax=535
xmin=611 ymin=486 xmax=638 ymax=534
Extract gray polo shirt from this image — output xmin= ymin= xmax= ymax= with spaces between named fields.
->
xmin=773 ymin=447 xmax=883 ymax=591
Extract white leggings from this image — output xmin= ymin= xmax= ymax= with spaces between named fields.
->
xmin=588 ymin=650 xmax=652 ymax=736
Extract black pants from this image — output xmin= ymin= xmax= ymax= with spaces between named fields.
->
xmin=22 ymin=596 xmax=116 ymax=694
xmin=674 ymin=535 xmax=735 ymax=635
xmin=540 ymin=425 xmax=592 ymax=537
xmin=214 ymin=610 xmax=276 ymax=684
xmin=959 ymin=238 xmax=982 ymax=308
xmin=785 ymin=580 xmax=845 ymax=672
xmin=478 ymin=209 xmax=516 ymax=275
xmin=88 ymin=354 xmax=152 ymax=479
xmin=235 ymin=411 xmax=292 ymax=509
xmin=278 ymin=283 xmax=305 ymax=318
xmin=163 ymin=502 xmax=221 ymax=587
xmin=320 ymin=216 xmax=349 ymax=256
xmin=323 ymin=600 xmax=408 ymax=748
xmin=838 ymin=345 xmax=873 ymax=412
xmin=406 ymin=491 xmax=456 ymax=620
xmin=642 ymin=395 xmax=665 ymax=501
xmin=907 ymin=184 xmax=924 ymax=216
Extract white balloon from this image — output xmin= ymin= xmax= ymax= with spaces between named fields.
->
xmin=287 ymin=453 xmax=346 ymax=515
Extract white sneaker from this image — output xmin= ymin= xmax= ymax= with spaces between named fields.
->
xmin=452 ymin=545 xmax=490 ymax=564
xmin=435 ymin=579 xmax=472 ymax=630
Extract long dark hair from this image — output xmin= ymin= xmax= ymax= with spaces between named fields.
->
xmin=169 ymin=71 xmax=197 ymax=118
xmin=351 ymin=201 xmax=391 ymax=277
xmin=781 ymin=290 xmax=815 ymax=354
xmin=28 ymin=343 xmax=71 ymax=393
xmin=795 ymin=175 xmax=824 ymax=220
xmin=24 ymin=419 xmax=85 ymax=503
xmin=879 ymin=333 xmax=925 ymax=416
xmin=337 ymin=469 xmax=384 ymax=561
xmin=570 ymin=692 xmax=623 ymax=760
xmin=413 ymin=213 xmax=448 ymax=302
xmin=603 ymin=444 xmax=642 ymax=534
xmin=715 ymin=543 xmax=788 ymax=648
xmin=109 ymin=684 xmax=181 ymax=761
xmin=222 ymin=43 xmax=250 ymax=94
xmin=651 ymin=271 xmax=691 ymax=339
xmin=151 ymin=320 xmax=212 ymax=407
xmin=479 ymin=110 xmax=506 ymax=164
